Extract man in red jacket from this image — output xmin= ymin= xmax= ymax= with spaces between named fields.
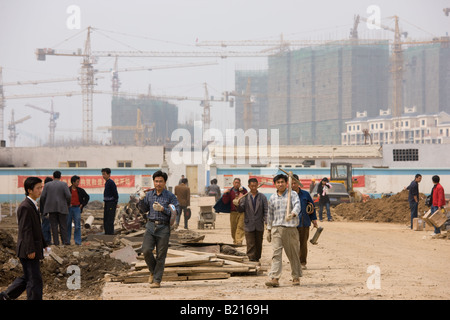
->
xmin=431 ymin=175 xmax=446 ymax=235
xmin=222 ymin=178 xmax=247 ymax=245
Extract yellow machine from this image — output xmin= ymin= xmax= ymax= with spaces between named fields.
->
xmin=330 ymin=162 xmax=360 ymax=201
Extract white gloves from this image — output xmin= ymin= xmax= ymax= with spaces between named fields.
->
xmin=139 ymin=190 xmax=146 ymax=200
xmin=285 ymin=211 xmax=297 ymax=221
xmin=153 ymin=202 xmax=164 ymax=212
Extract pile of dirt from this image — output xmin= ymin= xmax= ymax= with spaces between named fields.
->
xmin=334 ymin=190 xmax=428 ymax=223
xmin=0 ymin=229 xmax=132 ymax=300
xmin=0 ymin=229 xmax=22 ymax=285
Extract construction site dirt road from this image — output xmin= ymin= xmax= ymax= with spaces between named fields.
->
xmin=102 ymin=213 xmax=450 ymax=300
xmin=1 ymin=196 xmax=449 ymax=301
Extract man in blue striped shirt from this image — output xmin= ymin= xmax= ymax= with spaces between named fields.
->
xmin=139 ymin=170 xmax=179 ymax=288
xmin=265 ymin=174 xmax=302 ymax=287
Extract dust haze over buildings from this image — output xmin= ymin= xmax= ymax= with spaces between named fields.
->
xmin=0 ymin=0 xmax=449 ymax=147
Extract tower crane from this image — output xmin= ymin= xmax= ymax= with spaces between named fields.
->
xmin=0 ymin=60 xmax=216 ymax=142
xmin=0 ymin=65 xmax=95 ymax=142
xmin=36 ymin=26 xmax=265 ymax=144
xmin=359 ymin=15 xmax=408 ymax=38
xmin=198 ymin=16 xmax=448 ymax=145
xmin=95 ymin=82 xmax=231 ymax=138
xmin=108 ymin=57 xmax=218 ymax=96
xmin=25 ymin=101 xmax=59 ymax=146
xmin=7 ymin=109 xmax=31 ymax=147
xmin=224 ymin=78 xmax=253 ymax=131
xmin=350 ymin=15 xmax=360 ymax=40
xmin=195 ymin=34 xmax=388 ymax=51
xmin=97 ymin=108 xmax=155 ymax=146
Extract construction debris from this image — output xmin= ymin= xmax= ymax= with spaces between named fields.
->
xmin=109 ymin=246 xmax=263 ymax=284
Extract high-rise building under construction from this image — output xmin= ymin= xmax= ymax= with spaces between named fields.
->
xmin=267 ymin=40 xmax=390 ymax=145
xmin=234 ymin=70 xmax=268 ymax=131
xmin=111 ymin=97 xmax=178 ymax=146
xmin=402 ymin=40 xmax=450 ymax=115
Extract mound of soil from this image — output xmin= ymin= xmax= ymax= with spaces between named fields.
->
xmin=334 ymin=190 xmax=428 ymax=223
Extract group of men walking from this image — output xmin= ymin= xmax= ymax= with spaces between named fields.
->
xmin=220 ymin=174 xmax=319 ymax=288
xmin=6 ymin=168 xmax=445 ymax=298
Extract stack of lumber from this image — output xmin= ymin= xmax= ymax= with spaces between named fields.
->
xmin=109 ymin=248 xmax=263 ymax=283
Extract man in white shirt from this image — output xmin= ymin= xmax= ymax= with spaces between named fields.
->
xmin=265 ymin=174 xmax=302 ymax=287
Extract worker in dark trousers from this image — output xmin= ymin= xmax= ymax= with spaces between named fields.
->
xmin=1 ymin=177 xmax=48 ymax=300
xmin=139 ymin=170 xmax=179 ymax=288
xmin=292 ymin=174 xmax=318 ymax=270
xmin=101 ymin=168 xmax=119 ymax=235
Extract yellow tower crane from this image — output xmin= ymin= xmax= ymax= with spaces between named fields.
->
xmin=7 ymin=109 xmax=31 ymax=147
xmin=97 ymin=108 xmax=155 ymax=146
xmin=25 ymin=101 xmax=59 ymax=146
xmin=224 ymin=77 xmax=253 ymax=131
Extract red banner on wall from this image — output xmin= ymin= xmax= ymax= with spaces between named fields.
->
xmin=17 ymin=175 xmax=135 ymax=189
xmin=249 ymin=175 xmax=365 ymax=189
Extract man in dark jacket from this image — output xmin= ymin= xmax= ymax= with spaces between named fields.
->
xmin=1 ymin=177 xmax=48 ymax=300
xmin=237 ymin=178 xmax=268 ymax=262
xmin=317 ymin=177 xmax=332 ymax=221
xmin=406 ymin=174 xmax=422 ymax=229
xmin=67 ymin=175 xmax=90 ymax=245
xmin=39 ymin=171 xmax=71 ymax=245
xmin=102 ymin=168 xmax=119 ymax=235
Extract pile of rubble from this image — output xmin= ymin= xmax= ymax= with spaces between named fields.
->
xmin=0 ymin=223 xmax=222 ymax=299
xmin=0 ymin=229 xmax=132 ymax=300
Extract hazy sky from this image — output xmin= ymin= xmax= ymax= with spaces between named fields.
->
xmin=1 ymin=0 xmax=449 ymax=146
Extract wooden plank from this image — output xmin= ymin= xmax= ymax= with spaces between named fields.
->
xmin=134 ymin=254 xmax=213 ymax=270
xmin=122 ymin=275 xmax=188 ymax=283
xmin=120 ymin=238 xmax=142 ymax=248
xmin=216 ymin=253 xmax=249 ymax=262
xmin=165 ymin=255 xmax=212 ymax=267
xmin=49 ymin=252 xmax=64 ymax=265
xmin=187 ymin=272 xmax=230 ymax=280
xmin=164 ymin=266 xmax=250 ymax=274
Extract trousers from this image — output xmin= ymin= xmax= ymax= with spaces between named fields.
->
xmin=5 ymin=258 xmax=43 ymax=300
xmin=67 ymin=206 xmax=82 ymax=245
xmin=104 ymin=201 xmax=117 ymax=235
xmin=409 ymin=200 xmax=418 ymax=229
xmin=297 ymin=226 xmax=310 ymax=265
xmin=268 ymin=226 xmax=302 ymax=280
xmin=230 ymin=211 xmax=245 ymax=245
xmin=245 ymin=230 xmax=264 ymax=262
xmin=141 ymin=221 xmax=170 ymax=283
xmin=49 ymin=212 xmax=69 ymax=245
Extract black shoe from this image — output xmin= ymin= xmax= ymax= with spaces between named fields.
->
xmin=0 ymin=292 xmax=11 ymax=300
